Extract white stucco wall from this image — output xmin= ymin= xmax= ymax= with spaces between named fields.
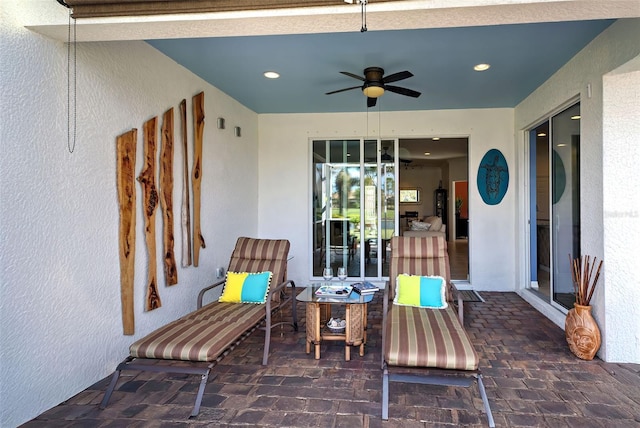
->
xmin=257 ymin=108 xmax=515 ymax=291
xmin=602 ymin=59 xmax=640 ymax=363
xmin=0 ymin=2 xmax=259 ymax=426
xmin=514 ymin=19 xmax=640 ymax=363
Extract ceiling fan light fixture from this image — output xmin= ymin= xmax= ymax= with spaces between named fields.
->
xmin=363 ymin=82 xmax=384 ymax=98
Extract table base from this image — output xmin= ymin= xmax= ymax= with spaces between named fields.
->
xmin=305 ymin=302 xmax=367 ymax=361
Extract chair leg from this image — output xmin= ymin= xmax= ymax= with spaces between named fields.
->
xmin=100 ymin=361 xmax=125 ymax=410
xmin=382 ymin=364 xmax=389 ymax=420
xmin=189 ymin=365 xmax=212 ymax=419
xmin=476 ymin=374 xmax=495 ymax=428
xmin=262 ymin=309 xmax=272 ymax=366
xmin=292 ymin=292 xmax=298 ymax=331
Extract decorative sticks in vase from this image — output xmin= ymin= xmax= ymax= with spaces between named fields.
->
xmin=569 ymin=255 xmax=603 ymax=306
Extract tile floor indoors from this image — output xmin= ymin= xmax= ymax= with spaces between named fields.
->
xmin=22 ymin=292 xmax=640 ymax=427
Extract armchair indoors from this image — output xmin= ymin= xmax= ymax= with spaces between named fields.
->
xmin=381 ymin=236 xmax=494 ymax=426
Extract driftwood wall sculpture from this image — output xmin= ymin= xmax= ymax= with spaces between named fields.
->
xmin=115 ymin=91 xmax=208 ymax=331
xmin=192 ymin=91 xmax=206 ymax=267
xmin=116 ymin=129 xmax=137 ymax=335
xmin=179 ymin=99 xmax=192 ymax=267
xmin=160 ymin=108 xmax=178 ymax=286
xmin=138 ymin=117 xmax=162 ymax=311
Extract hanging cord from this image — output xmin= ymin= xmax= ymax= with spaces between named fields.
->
xmin=360 ymin=0 xmax=367 ymax=32
xmin=366 ymin=106 xmax=369 ymax=140
xmin=378 ymin=102 xmax=381 ymax=140
xmin=66 ymin=9 xmax=77 ymax=153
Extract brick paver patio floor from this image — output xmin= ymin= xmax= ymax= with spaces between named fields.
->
xmin=22 ymin=292 xmax=640 ymax=427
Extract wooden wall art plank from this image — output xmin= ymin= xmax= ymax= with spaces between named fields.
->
xmin=192 ymin=92 xmax=206 ymax=267
xmin=160 ymin=107 xmax=178 ymax=286
xmin=116 ymin=129 xmax=137 ymax=335
xmin=138 ymin=117 xmax=162 ymax=311
xmin=180 ymin=99 xmax=192 ymax=267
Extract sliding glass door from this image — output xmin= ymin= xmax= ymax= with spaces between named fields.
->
xmin=312 ymin=139 xmax=395 ymax=279
xmin=529 ymin=101 xmax=581 ymax=310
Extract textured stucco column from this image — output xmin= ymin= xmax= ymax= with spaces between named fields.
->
xmin=602 ymin=57 xmax=640 ymax=363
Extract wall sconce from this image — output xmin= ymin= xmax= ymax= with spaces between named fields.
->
xmin=234 ymin=126 xmax=241 ymax=137
xmin=217 ymin=117 xmax=225 ymax=129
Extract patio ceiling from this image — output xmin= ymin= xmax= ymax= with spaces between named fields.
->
xmin=34 ymin=1 xmax=640 ymax=114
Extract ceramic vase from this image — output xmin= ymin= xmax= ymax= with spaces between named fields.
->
xmin=565 ymin=303 xmax=601 ymax=360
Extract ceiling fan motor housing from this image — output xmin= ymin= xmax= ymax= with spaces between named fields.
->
xmin=362 ymin=67 xmax=385 ymax=97
xmin=364 ymin=67 xmax=384 ymax=81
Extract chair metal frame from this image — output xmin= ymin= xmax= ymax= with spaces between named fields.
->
xmin=100 ymin=237 xmax=297 ymax=418
xmin=381 ymin=236 xmax=495 ymax=426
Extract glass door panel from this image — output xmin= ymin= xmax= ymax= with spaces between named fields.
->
xmin=380 ymin=140 xmax=395 ymax=278
xmin=363 ymin=140 xmax=379 ymax=277
xmin=311 ymin=138 xmax=395 ymax=280
xmin=312 ymin=140 xmax=327 ymax=275
xmin=528 ymin=102 xmax=580 ymax=311
xmin=329 ymin=145 xmax=360 ymax=277
xmin=551 ymin=103 xmax=580 ymax=309
xmin=533 ymin=122 xmax=551 ymax=298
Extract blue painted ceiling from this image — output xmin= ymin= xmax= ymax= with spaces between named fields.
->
xmin=147 ymin=20 xmax=613 ymax=114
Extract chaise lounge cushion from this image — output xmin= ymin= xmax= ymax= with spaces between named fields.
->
xmin=129 ymin=302 xmax=266 ymax=362
xmin=384 ymin=304 xmax=478 ymax=371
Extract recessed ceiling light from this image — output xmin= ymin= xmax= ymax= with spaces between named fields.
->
xmin=538 ymin=132 xmax=547 ymax=137
xmin=424 ymin=152 xmax=431 ymax=156
xmin=474 ymin=63 xmax=491 ymax=72
xmin=571 ymin=115 xmax=581 ymax=120
xmin=432 ymin=137 xmax=440 ymax=141
xmin=263 ymin=71 xmax=280 ymax=79
xmin=557 ymin=144 xmax=566 ymax=147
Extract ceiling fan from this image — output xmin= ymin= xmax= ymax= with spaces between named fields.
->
xmin=326 ymin=67 xmax=421 ymax=108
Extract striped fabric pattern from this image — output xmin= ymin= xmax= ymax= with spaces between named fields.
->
xmin=130 ymin=302 xmax=264 ymax=361
xmin=384 ymin=304 xmax=478 ymax=370
xmin=228 ymin=237 xmax=289 ymax=303
xmin=389 ymin=236 xmax=452 ymax=302
xmin=129 ymin=237 xmax=290 ymax=362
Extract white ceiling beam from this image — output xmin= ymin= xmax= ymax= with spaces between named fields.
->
xmin=27 ymin=0 xmax=640 ymax=42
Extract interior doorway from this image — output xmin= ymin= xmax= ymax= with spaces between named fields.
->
xmin=398 ymin=137 xmax=469 ymax=280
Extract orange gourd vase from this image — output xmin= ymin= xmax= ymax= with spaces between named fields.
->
xmin=565 ymin=303 xmax=601 ymax=360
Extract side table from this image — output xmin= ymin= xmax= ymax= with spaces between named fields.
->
xmin=296 ymin=284 xmax=374 ymax=361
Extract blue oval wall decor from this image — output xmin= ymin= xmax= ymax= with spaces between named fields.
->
xmin=477 ymin=149 xmax=509 ymax=205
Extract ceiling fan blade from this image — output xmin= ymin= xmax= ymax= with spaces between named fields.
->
xmin=325 ymin=85 xmax=362 ymax=95
xmin=385 ymin=85 xmax=421 ymax=98
xmin=383 ymin=70 xmax=413 ymax=84
xmin=340 ymin=71 xmax=366 ymax=81
xmin=367 ymin=97 xmax=377 ymax=108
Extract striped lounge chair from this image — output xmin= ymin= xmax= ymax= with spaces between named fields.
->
xmin=382 ymin=236 xmax=494 ymax=426
xmin=100 ymin=237 xmax=298 ymax=418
